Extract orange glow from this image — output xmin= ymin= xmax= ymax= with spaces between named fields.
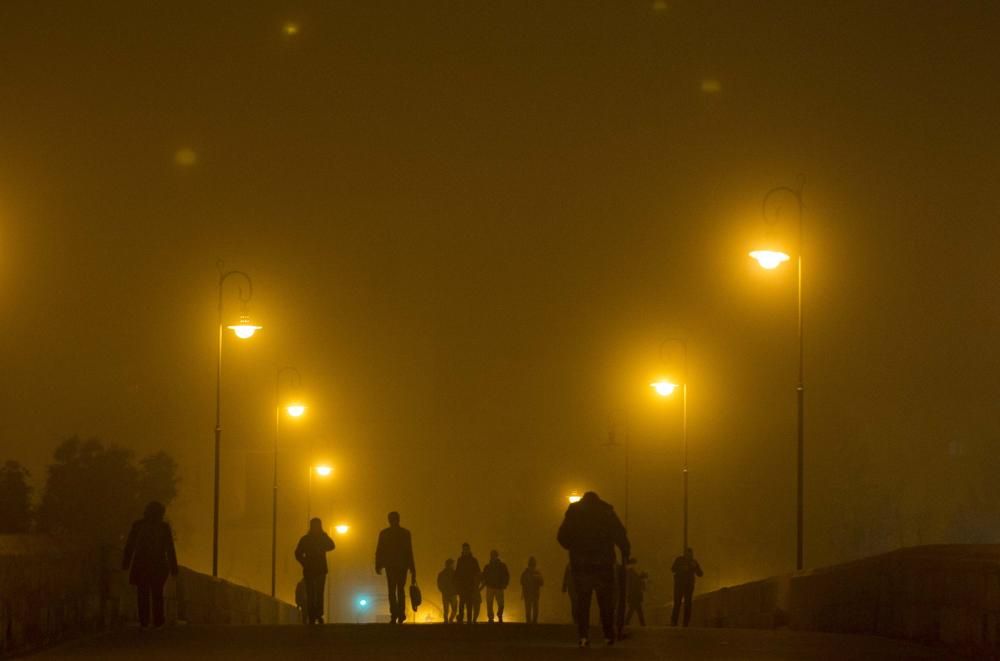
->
xmin=227 ymin=314 xmax=261 ymax=339
xmin=314 ymin=465 xmax=333 ymax=477
xmin=749 ymin=250 xmax=791 ymax=270
xmin=286 ymin=403 xmax=306 ymax=417
xmin=651 ymin=380 xmax=679 ymax=397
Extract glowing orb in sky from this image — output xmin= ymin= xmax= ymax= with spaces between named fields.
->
xmin=283 ymin=22 xmax=300 ymax=36
xmin=174 ymin=148 xmax=197 ymax=167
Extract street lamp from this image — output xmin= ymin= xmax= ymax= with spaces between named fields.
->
xmin=651 ymin=337 xmax=690 ymax=553
xmin=214 ymin=265 xmax=260 ymax=578
xmin=308 ymin=464 xmax=333 ymax=522
xmin=567 ymin=491 xmax=582 ymax=504
xmin=334 ymin=524 xmax=350 ymax=535
xmin=749 ymin=185 xmax=805 ymax=571
xmin=272 ymin=366 xmax=304 ymax=597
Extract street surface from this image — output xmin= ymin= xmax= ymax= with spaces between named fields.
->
xmin=35 ymin=623 xmax=960 ymax=660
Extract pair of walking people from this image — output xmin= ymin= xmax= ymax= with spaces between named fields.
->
xmin=441 ymin=544 xmax=508 ymax=623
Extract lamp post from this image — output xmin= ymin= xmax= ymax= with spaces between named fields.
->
xmin=650 ymin=337 xmax=689 ymax=552
xmin=749 ymin=185 xmax=805 ymax=571
xmin=604 ymin=414 xmax=630 ymax=527
xmin=272 ymin=366 xmax=305 ymax=597
xmin=214 ymin=266 xmax=261 ymax=578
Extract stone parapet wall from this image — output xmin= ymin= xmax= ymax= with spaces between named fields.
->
xmin=0 ymin=535 xmax=298 ymax=657
xmin=678 ymin=544 xmax=1000 ymax=655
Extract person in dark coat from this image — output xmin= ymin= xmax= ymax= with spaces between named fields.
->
xmin=481 ymin=549 xmax=510 ymax=623
xmin=295 ymin=517 xmax=335 ymax=624
xmin=671 ymin=547 xmax=703 ymax=627
xmin=374 ymin=511 xmax=416 ymax=624
xmin=122 ymin=501 xmax=178 ymax=629
xmin=625 ymin=558 xmax=648 ymax=626
xmin=437 ymin=559 xmax=458 ymax=623
xmin=453 ymin=542 xmax=481 ymax=624
xmin=520 ymin=556 xmax=543 ymax=624
xmin=557 ymin=491 xmax=630 ymax=647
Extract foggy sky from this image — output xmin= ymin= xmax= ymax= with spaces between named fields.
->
xmin=2 ymin=1 xmax=998 ymax=618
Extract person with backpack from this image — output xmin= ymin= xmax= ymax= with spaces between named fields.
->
xmin=294 ymin=517 xmax=335 ymax=624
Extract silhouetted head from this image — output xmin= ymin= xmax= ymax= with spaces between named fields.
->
xmin=310 ymin=517 xmax=323 ymax=534
xmin=143 ymin=501 xmax=165 ymax=522
xmin=445 ymin=558 xmax=454 ymax=569
xmin=685 ymin=547 xmax=694 ymax=559
xmin=461 ymin=543 xmax=471 ymax=556
xmin=581 ymin=491 xmax=600 ymax=505
xmin=388 ymin=511 xmax=400 ymax=527
xmin=490 ymin=550 xmax=499 ymax=561
xmin=528 ymin=556 xmax=536 ymax=569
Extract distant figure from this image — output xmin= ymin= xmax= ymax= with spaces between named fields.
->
xmin=375 ymin=511 xmax=416 ymax=624
xmin=625 ymin=558 xmax=648 ymax=627
xmin=295 ymin=517 xmax=335 ymax=624
xmin=557 ymin=491 xmax=630 ymax=648
xmin=122 ymin=501 xmax=178 ymax=629
xmin=295 ymin=579 xmax=308 ymax=624
xmin=454 ymin=543 xmax=481 ymax=624
xmin=481 ymin=549 xmax=510 ymax=623
xmin=437 ymin=558 xmax=458 ymax=623
xmin=561 ymin=562 xmax=578 ymax=625
xmin=671 ymin=547 xmax=703 ymax=627
xmin=520 ymin=556 xmax=544 ymax=624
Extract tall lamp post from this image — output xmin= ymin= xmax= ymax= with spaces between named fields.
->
xmin=749 ymin=185 xmax=805 ymax=571
xmin=650 ymin=337 xmax=689 ymax=552
xmin=272 ymin=366 xmax=305 ymax=597
xmin=214 ymin=266 xmax=261 ymax=578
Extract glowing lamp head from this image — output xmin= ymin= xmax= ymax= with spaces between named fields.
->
xmin=227 ymin=314 xmax=262 ymax=339
xmin=749 ymin=250 xmax=791 ymax=270
xmin=286 ymin=404 xmax=306 ymax=417
xmin=567 ymin=492 xmax=582 ymax=504
xmin=358 ymin=598 xmax=368 ymax=607
xmin=651 ymin=380 xmax=679 ymax=397
xmin=314 ymin=465 xmax=333 ymax=477
xmin=334 ymin=524 xmax=350 ymax=534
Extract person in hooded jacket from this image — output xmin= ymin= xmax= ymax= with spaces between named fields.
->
xmin=557 ymin=491 xmax=630 ymax=648
xmin=122 ymin=501 xmax=179 ymax=629
xmin=295 ymin=517 xmax=335 ymax=624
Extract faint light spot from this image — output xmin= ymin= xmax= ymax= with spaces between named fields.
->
xmin=174 ymin=148 xmax=197 ymax=167
xmin=700 ymin=78 xmax=722 ymax=94
xmin=283 ymin=21 xmax=300 ymax=37
xmin=652 ymin=0 xmax=669 ymax=11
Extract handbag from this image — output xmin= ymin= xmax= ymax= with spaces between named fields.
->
xmin=409 ymin=582 xmax=423 ymax=611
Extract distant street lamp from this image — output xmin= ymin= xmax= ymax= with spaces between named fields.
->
xmin=567 ymin=491 xmax=582 ymax=504
xmin=308 ymin=464 xmax=333 ymax=522
xmin=272 ymin=366 xmax=304 ymax=597
xmin=749 ymin=185 xmax=806 ymax=571
xmin=214 ymin=265 xmax=260 ymax=578
xmin=651 ymin=337 xmax=690 ymax=552
xmin=334 ymin=524 xmax=350 ymax=535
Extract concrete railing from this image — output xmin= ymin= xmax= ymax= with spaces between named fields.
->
xmin=677 ymin=545 xmax=1000 ymax=655
xmin=0 ymin=535 xmax=298 ymax=657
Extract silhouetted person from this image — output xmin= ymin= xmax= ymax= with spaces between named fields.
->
xmin=482 ymin=549 xmax=510 ymax=623
xmin=295 ymin=517 xmax=335 ymax=624
xmin=557 ymin=491 xmax=630 ymax=648
xmin=625 ymin=559 xmax=648 ymax=627
xmin=671 ymin=547 xmax=703 ymax=627
xmin=454 ymin=542 xmax=481 ymax=624
xmin=122 ymin=501 xmax=178 ymax=629
xmin=520 ymin=556 xmax=543 ymax=624
xmin=561 ymin=562 xmax=578 ymax=625
xmin=437 ymin=558 xmax=458 ymax=623
xmin=375 ymin=511 xmax=416 ymax=624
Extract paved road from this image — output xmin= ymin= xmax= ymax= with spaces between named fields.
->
xmin=35 ymin=624 xmax=959 ymax=660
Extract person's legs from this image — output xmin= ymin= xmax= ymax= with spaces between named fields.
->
xmin=682 ymin=585 xmax=694 ymax=626
xmin=385 ymin=569 xmax=404 ymax=622
xmin=637 ymin=603 xmax=646 ymax=626
xmin=671 ymin=581 xmax=682 ymax=626
xmin=151 ymin=575 xmax=168 ymax=627
xmin=528 ymin=596 xmax=539 ymax=623
xmin=394 ymin=573 xmax=408 ymax=622
xmin=573 ymin=570 xmax=595 ymax=641
xmin=625 ymin=604 xmax=634 ymax=625
xmin=593 ymin=566 xmax=616 ymax=641
xmin=486 ymin=588 xmax=496 ymax=621
xmin=136 ymin=582 xmax=151 ymax=628
xmin=457 ymin=594 xmax=467 ymax=623
xmin=305 ymin=574 xmax=325 ymax=623
xmin=496 ymin=589 xmax=505 ymax=622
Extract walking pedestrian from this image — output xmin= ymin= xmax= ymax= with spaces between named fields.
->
xmin=437 ymin=558 xmax=458 ymax=623
xmin=375 ymin=511 xmax=416 ymax=624
xmin=482 ymin=549 xmax=510 ymax=623
xmin=520 ymin=556 xmax=543 ymax=624
xmin=557 ymin=491 xmax=630 ymax=648
xmin=294 ymin=517 xmax=335 ymax=624
xmin=671 ymin=547 xmax=703 ymax=627
xmin=122 ymin=501 xmax=178 ymax=629
xmin=454 ymin=543 xmax=481 ymax=624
